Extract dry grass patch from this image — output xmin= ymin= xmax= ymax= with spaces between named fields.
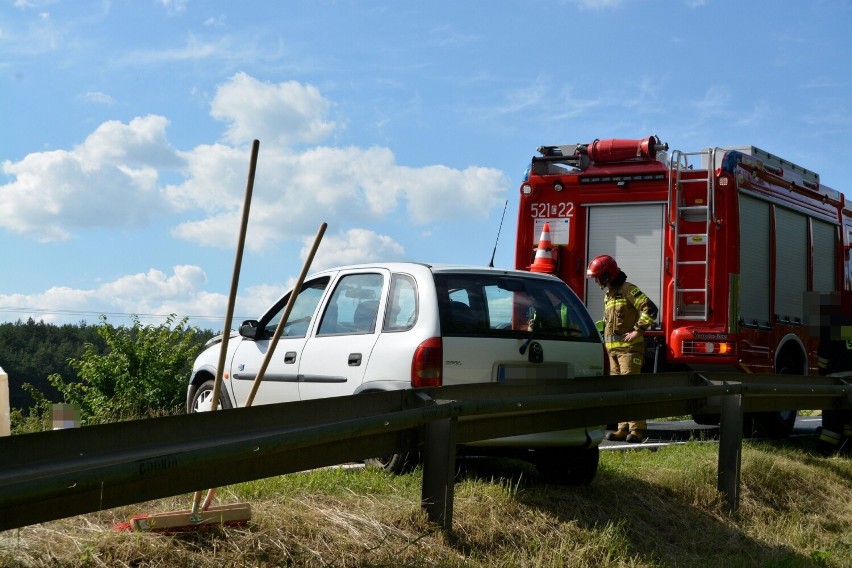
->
xmin=1 ymin=442 xmax=850 ymax=567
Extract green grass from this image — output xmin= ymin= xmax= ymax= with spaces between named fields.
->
xmin=1 ymin=439 xmax=850 ymax=567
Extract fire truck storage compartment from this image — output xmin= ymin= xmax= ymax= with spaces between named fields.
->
xmin=812 ymin=218 xmax=837 ymax=294
xmin=739 ymin=193 xmax=837 ymax=328
xmin=738 ymin=195 xmax=772 ymax=327
xmin=585 ymin=203 xmax=664 ymax=326
xmin=774 ymin=206 xmax=808 ymax=325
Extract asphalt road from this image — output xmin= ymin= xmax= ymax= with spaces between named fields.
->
xmin=600 ymin=415 xmax=823 ymax=451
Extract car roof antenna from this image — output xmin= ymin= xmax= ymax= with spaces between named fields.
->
xmin=488 ymin=200 xmax=509 ymax=268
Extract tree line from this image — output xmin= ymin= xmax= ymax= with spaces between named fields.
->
xmin=0 ymin=316 xmax=215 ymax=432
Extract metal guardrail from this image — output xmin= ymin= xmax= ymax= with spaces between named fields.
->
xmin=0 ymin=372 xmax=849 ymax=532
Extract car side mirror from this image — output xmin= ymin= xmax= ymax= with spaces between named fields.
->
xmin=239 ymin=320 xmax=260 ymax=339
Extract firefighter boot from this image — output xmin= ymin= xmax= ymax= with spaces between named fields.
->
xmin=626 ymin=431 xmax=646 ymax=443
xmin=840 ymin=420 xmax=852 ymax=456
xmin=626 ymin=420 xmax=647 ymax=443
xmin=605 ymin=428 xmax=629 ymax=442
xmin=817 ymin=427 xmax=842 ymax=456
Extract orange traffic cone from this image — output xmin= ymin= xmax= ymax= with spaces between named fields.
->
xmin=530 ymin=223 xmax=555 ymax=274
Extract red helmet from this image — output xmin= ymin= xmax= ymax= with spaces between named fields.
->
xmin=586 ymin=255 xmax=619 ymax=285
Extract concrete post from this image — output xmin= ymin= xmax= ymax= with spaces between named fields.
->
xmin=0 ymin=367 xmax=9 ymax=436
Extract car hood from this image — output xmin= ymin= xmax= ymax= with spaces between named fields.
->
xmin=203 ymin=330 xmax=240 ymax=349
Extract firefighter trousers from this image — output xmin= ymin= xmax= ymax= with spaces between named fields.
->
xmin=819 ymin=408 xmax=852 ymax=455
xmin=608 ymin=344 xmax=647 ymax=433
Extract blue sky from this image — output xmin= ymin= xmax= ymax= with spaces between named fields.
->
xmin=1 ymin=0 xmax=850 ymax=331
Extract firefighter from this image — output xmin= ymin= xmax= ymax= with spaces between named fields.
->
xmin=587 ymin=255 xmax=658 ymax=443
xmin=812 ymin=292 xmax=852 ymax=456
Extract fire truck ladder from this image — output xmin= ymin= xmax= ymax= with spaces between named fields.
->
xmin=668 ymin=148 xmax=718 ymax=321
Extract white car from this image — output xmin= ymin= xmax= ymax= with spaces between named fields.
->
xmin=188 ymin=262 xmax=606 ymax=484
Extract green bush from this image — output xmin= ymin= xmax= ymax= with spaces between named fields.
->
xmin=45 ymin=314 xmax=206 ymax=424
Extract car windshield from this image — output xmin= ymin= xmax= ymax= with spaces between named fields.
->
xmin=433 ymin=273 xmax=599 ymax=341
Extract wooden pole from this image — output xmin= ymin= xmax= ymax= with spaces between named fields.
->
xmin=192 ymin=140 xmax=259 ymax=516
xmin=243 ymin=222 xmax=326 ymax=408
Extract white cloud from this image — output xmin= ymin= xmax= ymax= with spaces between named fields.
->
xmin=165 ymin=143 xmax=252 ymax=212
xmin=167 ymin=142 xmax=508 ymax=251
xmin=204 ymin=15 xmax=226 ymax=27
xmin=1 ymin=73 xmax=508 ymax=255
xmin=98 ymin=265 xmax=207 ymax=304
xmin=0 ymin=265 xmax=235 ymax=327
xmin=569 ymin=0 xmax=624 ymax=10
xmin=3 ymin=4 xmax=62 ymax=55
xmin=309 ymin=228 xmax=406 ymax=271
xmin=158 ymin=0 xmax=188 ymax=15
xmin=120 ymin=36 xmax=219 ymax=65
xmin=81 ymin=91 xmax=115 ymax=105
xmin=210 ymin=72 xmax=337 ymax=147
xmin=0 ymin=115 xmax=179 ymax=241
xmin=690 ymin=85 xmax=733 ymax=120
xmin=402 ymin=164 xmax=507 ymax=224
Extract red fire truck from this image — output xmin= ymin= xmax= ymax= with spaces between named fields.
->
xmin=515 ymin=135 xmax=850 ymax=437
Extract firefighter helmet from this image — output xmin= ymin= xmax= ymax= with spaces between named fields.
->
xmin=586 ymin=255 xmax=619 ymax=286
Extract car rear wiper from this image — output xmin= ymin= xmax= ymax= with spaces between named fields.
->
xmin=519 ymin=324 xmax=561 ymax=354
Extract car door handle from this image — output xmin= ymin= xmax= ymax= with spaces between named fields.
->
xmin=348 ymin=353 xmax=362 ymax=366
xmin=284 ymin=351 xmax=297 ymax=364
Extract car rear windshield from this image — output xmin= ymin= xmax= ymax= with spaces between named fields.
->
xmin=433 ymin=273 xmax=599 ymax=341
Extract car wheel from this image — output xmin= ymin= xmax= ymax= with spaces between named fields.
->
xmin=190 ymin=379 xmax=233 ymax=413
xmin=531 ymin=446 xmax=599 ymax=486
xmin=364 ymin=452 xmax=418 ymax=475
xmin=692 ymin=413 xmax=720 ymax=426
xmin=751 ymin=409 xmax=797 ymax=439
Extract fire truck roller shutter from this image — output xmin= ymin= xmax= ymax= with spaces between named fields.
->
xmin=585 ymin=203 xmax=664 ymax=329
xmin=739 ymin=196 xmax=771 ymax=326
xmin=811 ymin=218 xmax=837 ymax=295
xmin=774 ymin=206 xmax=808 ymax=325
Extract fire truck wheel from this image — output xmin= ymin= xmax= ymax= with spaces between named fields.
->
xmin=748 ymin=353 xmax=801 ymax=438
xmin=531 ymin=446 xmax=599 ymax=486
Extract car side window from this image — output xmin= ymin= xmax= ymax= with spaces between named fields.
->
xmin=383 ymin=273 xmax=418 ymax=331
xmin=445 ymin=287 xmax=488 ymax=333
xmin=317 ymin=273 xmax=384 ymax=335
xmin=265 ymin=278 xmax=329 ymax=337
xmin=482 ymin=284 xmax=513 ymax=329
xmin=526 ymin=288 xmax=594 ymax=338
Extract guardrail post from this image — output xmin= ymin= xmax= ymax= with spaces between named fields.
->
xmin=421 ymin=416 xmax=457 ymax=533
xmin=717 ymin=392 xmax=743 ymax=511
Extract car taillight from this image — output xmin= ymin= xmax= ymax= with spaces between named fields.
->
xmin=412 ymin=337 xmax=442 ymax=388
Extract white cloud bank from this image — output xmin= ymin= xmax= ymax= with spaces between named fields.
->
xmin=2 ymin=72 xmax=507 ymax=247
xmin=0 ymin=72 xmax=510 ymax=326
